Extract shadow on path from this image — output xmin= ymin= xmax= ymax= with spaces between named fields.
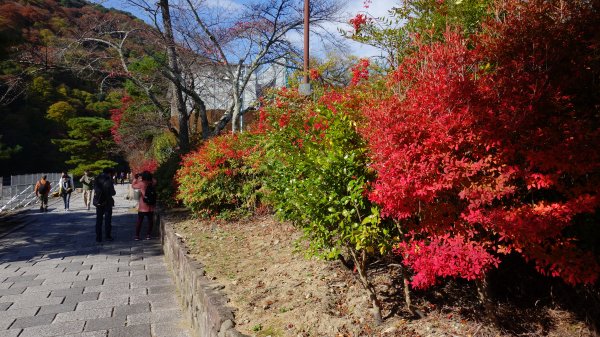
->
xmin=0 ymin=185 xmax=191 ymax=337
xmin=0 ymin=186 xmax=158 ymax=264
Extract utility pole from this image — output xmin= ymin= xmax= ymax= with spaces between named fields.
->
xmin=299 ymin=0 xmax=312 ymax=96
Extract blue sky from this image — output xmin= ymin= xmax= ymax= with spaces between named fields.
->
xmin=93 ymin=0 xmax=396 ymax=58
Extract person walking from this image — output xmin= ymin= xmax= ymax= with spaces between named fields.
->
xmin=58 ymin=172 xmax=73 ymax=211
xmin=131 ymin=171 xmax=157 ymax=241
xmin=79 ymin=171 xmax=94 ymax=210
xmin=34 ymin=175 xmax=51 ymax=212
xmin=93 ymin=167 xmax=116 ymax=243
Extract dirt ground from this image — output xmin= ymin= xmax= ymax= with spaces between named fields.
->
xmin=168 ymin=213 xmax=595 ymax=337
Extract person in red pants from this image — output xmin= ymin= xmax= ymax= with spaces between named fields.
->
xmin=131 ymin=171 xmax=157 ymax=240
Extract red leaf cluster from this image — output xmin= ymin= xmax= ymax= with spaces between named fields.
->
xmin=350 ymin=58 xmax=370 ymax=85
xmin=131 ymin=158 xmax=158 ymax=175
xmin=349 ymin=14 xmax=368 ymax=33
xmin=362 ymin=0 xmax=600 ymax=287
xmin=109 ymin=96 xmax=133 ymax=144
xmin=178 ymin=134 xmax=252 ymax=181
xmin=309 ymin=68 xmax=321 ymax=81
xmin=395 ymin=235 xmax=500 ymax=289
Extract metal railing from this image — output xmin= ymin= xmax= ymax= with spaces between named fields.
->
xmin=0 ymin=173 xmax=62 ymax=213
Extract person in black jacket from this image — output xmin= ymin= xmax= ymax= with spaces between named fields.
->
xmin=93 ymin=167 xmax=116 ymax=242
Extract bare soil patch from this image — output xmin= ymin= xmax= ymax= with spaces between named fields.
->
xmin=167 ymin=213 xmax=595 ymax=337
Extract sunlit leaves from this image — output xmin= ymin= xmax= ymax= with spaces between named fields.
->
xmin=47 ymin=101 xmax=76 ymax=123
xmin=362 ymin=0 xmax=600 ymax=288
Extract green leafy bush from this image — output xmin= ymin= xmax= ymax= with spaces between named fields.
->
xmin=263 ymin=92 xmax=391 ymax=258
xmin=259 ymin=85 xmax=395 ymax=320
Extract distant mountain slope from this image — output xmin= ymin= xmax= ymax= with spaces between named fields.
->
xmin=0 ymin=0 xmax=150 ymax=176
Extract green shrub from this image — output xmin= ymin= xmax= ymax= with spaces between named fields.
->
xmin=259 ymin=86 xmax=395 ymax=320
xmin=262 ymin=88 xmax=392 ymax=258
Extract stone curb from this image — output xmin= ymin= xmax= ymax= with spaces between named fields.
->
xmin=160 ymin=215 xmax=249 ymax=337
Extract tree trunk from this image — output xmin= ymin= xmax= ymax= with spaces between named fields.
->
xmin=212 ymin=104 xmax=233 ymax=136
xmin=401 ymin=267 xmax=414 ymax=315
xmin=231 ymin=97 xmax=241 ymax=133
xmin=350 ymin=249 xmax=382 ymax=324
xmin=182 ymin=97 xmax=210 ymax=141
xmin=476 ymin=273 xmax=496 ymax=322
xmin=159 ymin=0 xmax=190 ymax=152
xmin=196 ymin=100 xmax=210 ymax=140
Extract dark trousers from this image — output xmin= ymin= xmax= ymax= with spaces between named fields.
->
xmin=95 ymin=206 xmax=113 ymax=241
xmin=135 ymin=212 xmax=154 ymax=237
xmin=39 ymin=194 xmax=48 ymax=211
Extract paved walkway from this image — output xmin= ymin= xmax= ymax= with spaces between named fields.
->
xmin=0 ymin=185 xmax=193 ymax=337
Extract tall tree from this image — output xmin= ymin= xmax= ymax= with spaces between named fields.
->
xmin=70 ymin=5 xmax=205 ymax=149
xmin=159 ymin=0 xmax=190 ymax=151
xmin=70 ymin=0 xmax=342 ymax=143
xmin=52 ymin=117 xmax=118 ymax=175
xmin=175 ymin=0 xmax=343 ymax=134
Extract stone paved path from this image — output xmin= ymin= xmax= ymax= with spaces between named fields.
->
xmin=0 ymin=185 xmax=193 ymax=337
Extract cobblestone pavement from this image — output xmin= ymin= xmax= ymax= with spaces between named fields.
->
xmin=0 ymin=185 xmax=193 ymax=337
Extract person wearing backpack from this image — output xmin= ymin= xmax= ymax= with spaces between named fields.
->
xmin=34 ymin=175 xmax=51 ymax=212
xmin=58 ymin=172 xmax=74 ymax=211
xmin=93 ymin=167 xmax=116 ymax=243
xmin=131 ymin=171 xmax=156 ymax=241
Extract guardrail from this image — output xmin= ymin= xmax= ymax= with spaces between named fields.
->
xmin=0 ymin=173 xmax=62 ymax=213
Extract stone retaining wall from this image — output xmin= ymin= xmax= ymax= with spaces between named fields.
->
xmin=160 ymin=216 xmax=248 ymax=337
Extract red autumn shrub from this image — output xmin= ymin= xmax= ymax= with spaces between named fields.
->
xmin=130 ymin=158 xmax=158 ymax=175
xmin=364 ymin=31 xmax=493 ymax=288
xmin=469 ymin=0 xmax=600 ymax=285
xmin=176 ymin=132 xmax=262 ymax=217
xmin=363 ymin=0 xmax=600 ymax=288
xmin=395 ymin=235 xmax=500 ymax=289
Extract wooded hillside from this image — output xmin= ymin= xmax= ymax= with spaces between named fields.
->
xmin=0 ymin=0 xmax=149 ymax=176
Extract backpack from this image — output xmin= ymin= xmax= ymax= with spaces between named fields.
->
xmin=93 ymin=176 xmax=113 ymax=207
xmin=143 ymin=184 xmax=157 ymax=206
xmin=92 ymin=186 xmax=106 ymax=207
xmin=38 ymin=181 xmax=48 ymax=195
